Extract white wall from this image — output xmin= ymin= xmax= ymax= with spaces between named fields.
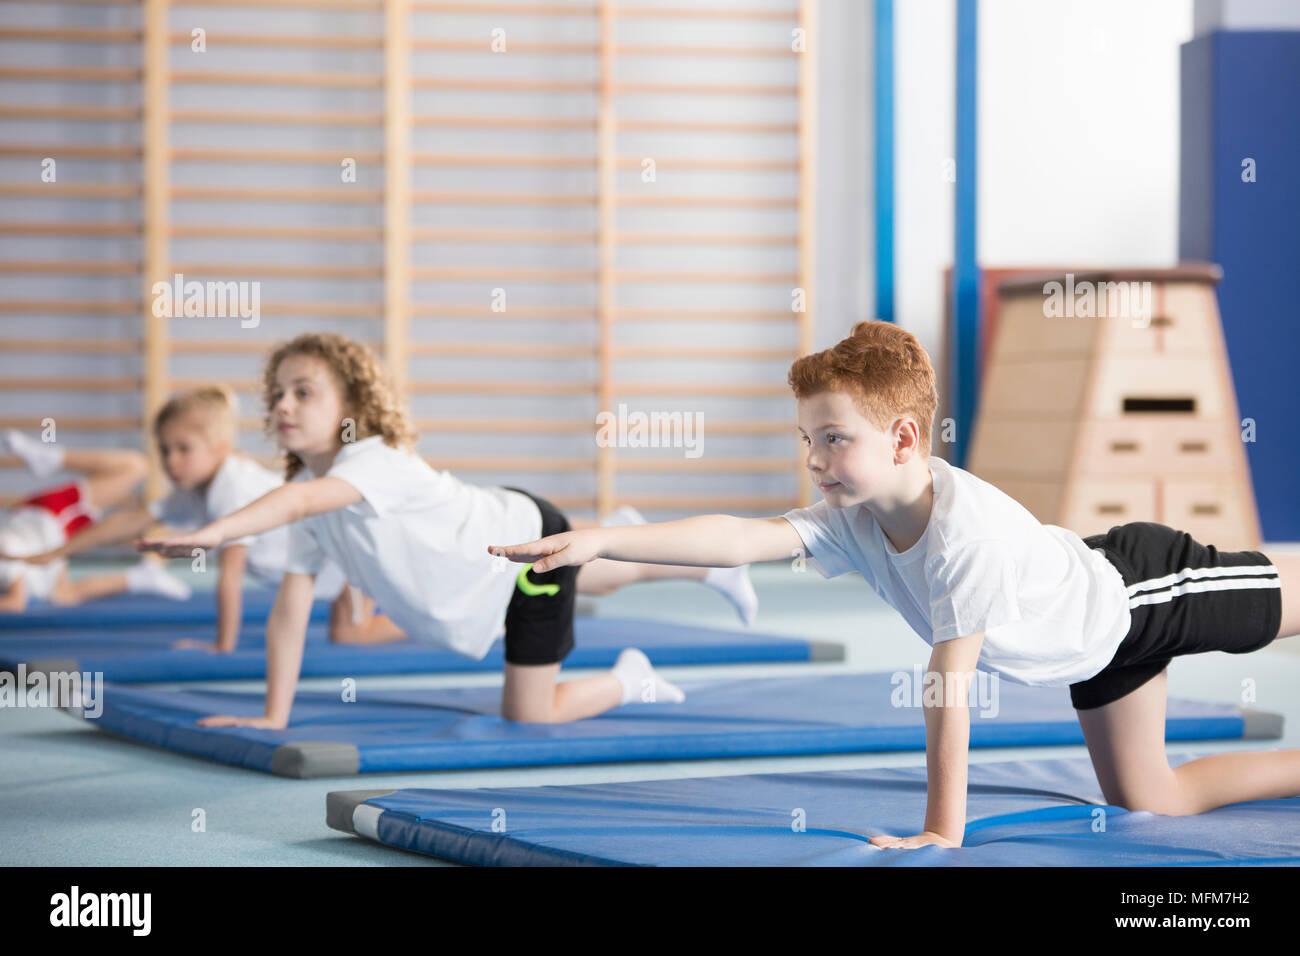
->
xmin=893 ymin=0 xmax=956 ymax=431
xmin=977 ymin=0 xmax=1194 ymax=266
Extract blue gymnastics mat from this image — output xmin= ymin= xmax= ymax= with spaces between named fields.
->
xmin=325 ymin=755 xmax=1300 ymax=865
xmin=65 ymin=674 xmax=1282 ymax=777
xmin=0 ymin=590 xmax=331 ymax=629
xmin=2 ymin=617 xmax=841 ymax=681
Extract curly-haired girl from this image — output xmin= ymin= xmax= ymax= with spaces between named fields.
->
xmin=138 ymin=332 xmax=756 ymax=725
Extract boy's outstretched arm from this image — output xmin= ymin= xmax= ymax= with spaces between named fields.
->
xmin=136 ymin=478 xmax=362 ymax=558
xmin=490 ymin=514 xmax=805 ymax=571
xmin=870 ymin=630 xmax=985 ymax=850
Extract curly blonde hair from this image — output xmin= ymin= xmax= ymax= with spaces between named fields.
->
xmin=261 ymin=333 xmax=417 ymax=480
xmin=787 ymin=320 xmax=938 ymax=459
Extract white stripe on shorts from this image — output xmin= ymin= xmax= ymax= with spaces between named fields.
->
xmin=1127 ymin=563 xmax=1280 ymax=609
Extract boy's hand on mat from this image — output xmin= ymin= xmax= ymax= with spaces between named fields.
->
xmin=488 ymin=530 xmax=602 ymax=572
xmin=869 ymin=831 xmax=961 ymax=850
xmin=196 ymin=714 xmax=287 ymax=729
xmin=135 ymin=528 xmax=224 ymax=558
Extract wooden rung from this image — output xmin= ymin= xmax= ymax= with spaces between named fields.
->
xmin=406 ymin=342 xmax=596 ymax=358
xmin=614 ymin=383 xmax=790 ymax=397
xmin=612 ymin=345 xmax=796 ymax=360
xmin=0 ymin=299 xmax=141 ymax=315
xmin=172 ymin=147 xmax=383 ymax=164
xmin=259 ymin=301 xmax=384 ymax=317
xmin=0 ymin=27 xmax=141 ymax=43
xmin=619 ymin=231 xmax=796 ymax=246
xmin=167 ymin=31 xmax=382 ymax=49
xmin=414 ymin=418 xmax=593 ymax=433
xmin=613 ymin=82 xmax=797 ymax=96
xmin=171 ymin=186 xmax=382 ymax=203
xmin=613 ymin=157 xmax=797 ymax=172
xmin=410 ymin=266 xmax=597 ymax=281
xmin=172 ymin=0 xmax=382 ymax=7
xmin=411 ymin=227 xmax=596 ymax=243
xmin=0 ymin=106 xmax=143 ymax=122
xmin=0 ymin=221 xmax=142 ymax=237
xmin=614 ymin=270 xmax=799 ymax=283
xmin=412 ymin=190 xmax=594 ymax=205
xmin=410 ymin=304 xmax=598 ymax=319
xmin=615 ymin=6 xmax=795 ymax=20
xmin=412 ymin=38 xmax=597 ymax=53
xmin=425 ymin=456 xmax=592 ymax=472
xmin=0 ymin=260 xmax=138 ymax=275
xmin=615 ymin=458 xmax=798 ymax=473
xmin=0 ymin=338 xmax=139 ymax=352
xmin=410 ymin=418 xmax=795 ymax=435
xmin=412 ymin=114 xmax=595 ymax=129
xmin=0 ymin=183 xmax=142 ymax=199
xmin=169 ymin=262 xmax=384 ymax=279
xmin=0 ymin=145 xmax=142 ymax=160
xmin=0 ymin=377 xmax=141 ymax=392
xmin=619 ymin=496 xmax=797 ymax=511
xmin=412 ymin=2 xmax=593 ymax=16
xmin=411 ymin=78 xmax=596 ymax=92
xmin=172 ymin=109 xmax=381 ymax=127
xmin=170 ymin=338 xmax=380 ymax=353
xmin=0 ymin=66 xmax=141 ymax=83
xmin=617 ymin=195 xmax=798 ymax=208
xmin=621 ymin=118 xmax=797 ymax=133
xmin=171 ymin=224 xmax=383 ymax=241
xmin=171 ymin=70 xmax=383 ymax=88
xmin=406 ymin=381 xmax=595 ymax=395
xmin=0 ymin=416 xmax=140 ymax=430
xmin=413 ymin=152 xmax=594 ymax=167
xmin=615 ymin=44 xmax=796 ymax=58
xmin=613 ymin=307 xmax=796 ymax=321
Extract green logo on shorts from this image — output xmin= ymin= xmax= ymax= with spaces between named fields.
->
xmin=515 ymin=563 xmax=560 ymax=597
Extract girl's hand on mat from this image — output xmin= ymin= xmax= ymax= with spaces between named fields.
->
xmin=196 ymin=714 xmax=286 ymax=729
xmin=135 ymin=527 xmax=224 ymax=558
xmin=488 ymin=530 xmax=601 ymax=572
xmin=868 ymin=831 xmax=961 ymax=850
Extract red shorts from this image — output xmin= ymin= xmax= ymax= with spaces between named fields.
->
xmin=22 ymin=482 xmax=97 ymax=540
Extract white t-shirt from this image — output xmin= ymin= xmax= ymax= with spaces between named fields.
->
xmin=782 ymin=455 xmax=1132 ymax=687
xmin=150 ymin=452 xmax=344 ymax=599
xmin=0 ymin=506 xmax=67 ymax=600
xmin=283 ymin=435 xmax=544 ymax=658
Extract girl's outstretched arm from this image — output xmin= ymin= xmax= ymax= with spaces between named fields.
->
xmin=491 ymin=514 xmax=804 ymax=572
xmin=136 ymin=477 xmax=362 ymax=558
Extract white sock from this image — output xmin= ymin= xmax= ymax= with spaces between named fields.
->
xmin=601 ymin=505 xmax=647 ymax=527
xmin=703 ymin=564 xmax=758 ymax=627
xmin=125 ymin=560 xmax=192 ymax=601
xmin=2 ymin=429 xmax=64 ymax=479
xmin=611 ymin=647 xmax=685 ymax=705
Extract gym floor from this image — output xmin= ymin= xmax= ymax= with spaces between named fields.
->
xmin=4 ymin=551 xmax=1298 ymax=867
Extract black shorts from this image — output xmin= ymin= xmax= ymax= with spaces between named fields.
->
xmin=1068 ymin=521 xmax=1282 ymax=710
xmin=499 ymin=487 xmax=579 ymax=666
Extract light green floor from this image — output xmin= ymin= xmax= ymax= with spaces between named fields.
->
xmin=3 ymin=559 xmax=1298 ymax=866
